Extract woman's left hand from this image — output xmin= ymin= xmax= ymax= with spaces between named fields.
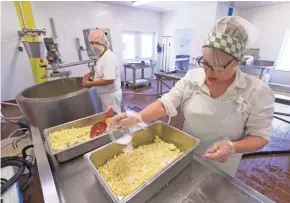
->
xmin=203 ymin=140 xmax=236 ymax=163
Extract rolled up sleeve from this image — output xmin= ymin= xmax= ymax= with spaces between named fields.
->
xmin=159 ymin=77 xmax=187 ymax=118
xmin=245 ymin=84 xmax=275 ymax=140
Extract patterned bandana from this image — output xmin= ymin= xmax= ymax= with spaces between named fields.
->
xmin=203 ymin=32 xmax=246 ymax=61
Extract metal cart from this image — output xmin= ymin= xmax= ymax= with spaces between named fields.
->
xmin=124 ymin=63 xmax=154 ymax=88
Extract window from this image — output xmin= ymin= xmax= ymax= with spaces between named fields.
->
xmin=122 ymin=32 xmax=155 ymax=62
xmin=276 ymin=28 xmax=290 ymax=71
xmin=122 ymin=33 xmax=136 ymax=60
xmin=141 ymin=34 xmax=154 ymax=58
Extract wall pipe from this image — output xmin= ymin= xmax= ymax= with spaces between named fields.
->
xmin=45 ymin=59 xmax=97 ymax=70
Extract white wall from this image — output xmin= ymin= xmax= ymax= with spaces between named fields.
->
xmin=215 ymin=2 xmax=240 ymax=20
xmin=1 ymin=2 xmax=36 ymax=101
xmin=239 ymin=3 xmax=290 ymax=85
xmin=1 ymin=1 xmax=161 ymax=101
xmin=240 ymin=3 xmax=290 ymax=61
xmin=174 ymin=28 xmax=193 ymax=55
xmin=161 ymin=2 xmax=218 ymax=71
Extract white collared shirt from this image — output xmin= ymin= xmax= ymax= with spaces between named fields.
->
xmin=160 ymin=68 xmax=275 ymax=140
xmin=94 ymin=49 xmax=121 ymax=94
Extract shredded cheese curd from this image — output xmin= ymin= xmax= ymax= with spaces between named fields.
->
xmin=49 ymin=125 xmax=93 ymax=152
xmin=98 ymin=136 xmax=183 ymax=196
xmin=49 ymin=118 xmax=112 ymax=152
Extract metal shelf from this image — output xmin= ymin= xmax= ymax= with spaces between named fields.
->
xmin=124 ymin=64 xmax=154 ymax=88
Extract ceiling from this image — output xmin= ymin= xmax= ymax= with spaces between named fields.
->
xmin=100 ymin=1 xmax=288 ymax=13
xmin=220 ymin=1 xmax=287 ymax=10
xmin=101 ymin=1 xmax=213 ymax=13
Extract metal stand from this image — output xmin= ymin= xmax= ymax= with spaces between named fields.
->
xmin=124 ymin=64 xmax=154 ymax=88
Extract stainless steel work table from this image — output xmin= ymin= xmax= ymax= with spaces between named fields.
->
xmin=154 ymin=70 xmax=186 ymax=98
xmin=32 ymin=126 xmax=274 ymax=203
xmin=239 ymin=65 xmax=274 ymax=79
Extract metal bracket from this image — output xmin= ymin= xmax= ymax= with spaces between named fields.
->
xmin=75 ymin=38 xmax=88 ymax=61
xmin=18 ymin=28 xmax=46 ymax=37
xmin=42 ymin=70 xmax=71 ymax=79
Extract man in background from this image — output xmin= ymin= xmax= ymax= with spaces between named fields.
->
xmin=82 ymin=29 xmax=122 ymax=113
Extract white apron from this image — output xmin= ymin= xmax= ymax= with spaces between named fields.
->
xmin=182 ymin=87 xmax=247 ymax=176
xmin=98 ymin=89 xmax=122 ymax=113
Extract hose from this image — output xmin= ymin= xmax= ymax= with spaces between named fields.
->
xmin=12 ymin=132 xmax=30 ymax=149
xmin=1 ymin=102 xmax=19 ymax=107
xmin=1 ymin=134 xmax=28 ymax=149
xmin=1 ymin=102 xmax=23 ymax=120
xmin=1 ymin=145 xmax=35 ymax=194
xmin=1 ymin=116 xmax=18 ymax=124
xmin=242 ymin=150 xmax=290 ymax=158
xmin=2 ymin=128 xmax=30 ymax=152
xmin=1 ymin=115 xmax=23 ymax=121
xmin=8 ymin=128 xmax=28 ymax=138
xmin=1 ymin=159 xmax=25 ymax=194
xmin=1 ymin=116 xmax=30 ymax=129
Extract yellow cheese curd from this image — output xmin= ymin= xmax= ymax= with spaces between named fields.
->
xmin=49 ymin=125 xmax=92 ymax=152
xmin=49 ymin=118 xmax=112 ymax=152
xmin=98 ymin=136 xmax=183 ymax=197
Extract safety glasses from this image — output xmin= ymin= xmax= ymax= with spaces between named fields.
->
xmin=198 ymin=56 xmax=234 ymax=72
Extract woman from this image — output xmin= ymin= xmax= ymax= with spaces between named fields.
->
xmin=111 ymin=16 xmax=275 ymax=176
xmin=82 ymin=29 xmax=122 ymax=113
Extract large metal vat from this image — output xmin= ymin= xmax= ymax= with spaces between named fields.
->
xmin=16 ymin=77 xmax=102 ymax=138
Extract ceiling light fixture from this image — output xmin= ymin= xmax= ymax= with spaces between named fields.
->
xmin=132 ymin=1 xmax=152 ymax=7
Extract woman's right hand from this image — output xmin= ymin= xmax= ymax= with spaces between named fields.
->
xmin=110 ymin=113 xmax=143 ymax=129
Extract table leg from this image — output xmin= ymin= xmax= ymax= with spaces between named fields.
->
xmin=124 ymin=66 xmax=127 ymax=86
xmin=156 ymin=78 xmax=160 ymax=98
xmin=160 ymin=79 xmax=163 ymax=96
xmin=141 ymin=68 xmax=144 ymax=79
xmin=133 ymin=68 xmax=136 ymax=88
xmin=150 ymin=67 xmax=153 ymax=85
xmin=259 ymin=69 xmax=265 ymax=79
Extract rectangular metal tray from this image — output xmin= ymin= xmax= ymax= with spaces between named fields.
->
xmin=84 ymin=121 xmax=200 ymax=203
xmin=44 ymin=111 xmax=114 ymax=162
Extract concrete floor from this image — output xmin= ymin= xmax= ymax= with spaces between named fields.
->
xmin=1 ymin=79 xmax=289 ymax=203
